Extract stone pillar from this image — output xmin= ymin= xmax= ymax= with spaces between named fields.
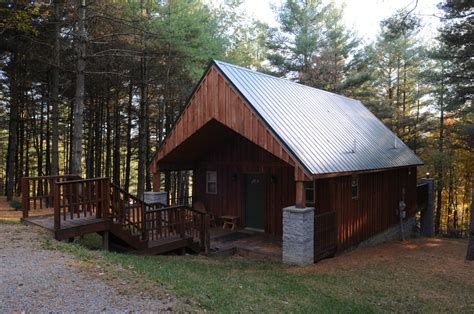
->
xmin=420 ymin=178 xmax=435 ymax=237
xmin=144 ymin=191 xmax=167 ymax=206
xmin=282 ymin=206 xmax=314 ymax=265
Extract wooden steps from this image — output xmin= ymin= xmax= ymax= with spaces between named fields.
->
xmin=137 ymin=236 xmax=192 ymax=255
xmin=21 ymin=175 xmax=209 ymax=256
xmin=109 ymin=222 xmax=148 ymax=250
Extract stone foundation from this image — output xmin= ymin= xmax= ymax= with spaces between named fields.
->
xmin=358 ymin=216 xmax=417 ymax=249
xmin=282 ymin=206 xmax=314 ymax=265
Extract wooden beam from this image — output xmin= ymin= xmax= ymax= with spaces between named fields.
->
xmin=296 ymin=181 xmax=305 ymax=208
xmin=153 ymin=171 xmax=161 ymax=192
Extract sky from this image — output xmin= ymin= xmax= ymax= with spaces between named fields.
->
xmin=238 ymin=0 xmax=442 ymax=42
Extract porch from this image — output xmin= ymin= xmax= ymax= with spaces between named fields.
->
xmin=209 ymin=227 xmax=282 ymax=261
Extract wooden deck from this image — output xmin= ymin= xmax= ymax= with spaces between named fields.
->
xmin=20 ymin=175 xmax=210 ymax=255
xmin=210 ymin=228 xmax=282 ymax=260
xmin=22 ymin=213 xmax=110 ymax=240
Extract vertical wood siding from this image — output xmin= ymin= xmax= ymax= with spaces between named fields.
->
xmin=152 ymin=66 xmax=309 ymax=181
xmin=193 ymin=136 xmax=295 ymax=236
xmin=314 ymin=167 xmax=417 ymax=252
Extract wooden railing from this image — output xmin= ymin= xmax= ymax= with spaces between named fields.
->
xmin=21 ymin=175 xmax=82 ymax=218
xmin=53 ymin=177 xmax=110 ymax=230
xmin=109 ymin=182 xmax=149 ymax=240
xmin=314 ymin=210 xmax=337 ymax=262
xmin=21 ymin=174 xmax=209 ymax=253
xmin=145 ymin=205 xmax=210 ymax=252
xmin=168 ymin=195 xmax=193 ymax=207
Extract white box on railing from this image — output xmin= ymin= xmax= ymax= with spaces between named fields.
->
xmin=143 ymin=192 xmax=167 ymax=208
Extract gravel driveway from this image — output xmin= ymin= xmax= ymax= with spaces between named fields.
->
xmin=0 ymin=223 xmax=178 ymax=313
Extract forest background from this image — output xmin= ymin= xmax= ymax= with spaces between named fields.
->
xmin=0 ymin=0 xmax=472 ymax=235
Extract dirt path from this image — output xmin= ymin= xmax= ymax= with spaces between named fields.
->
xmin=0 ymin=224 xmax=178 ymax=313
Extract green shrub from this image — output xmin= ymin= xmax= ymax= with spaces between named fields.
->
xmin=9 ymin=199 xmax=21 ymax=210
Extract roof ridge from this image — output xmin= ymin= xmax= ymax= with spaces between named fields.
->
xmin=212 ymin=59 xmax=359 ymax=103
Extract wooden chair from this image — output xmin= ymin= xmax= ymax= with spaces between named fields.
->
xmin=193 ymin=201 xmax=216 ymax=227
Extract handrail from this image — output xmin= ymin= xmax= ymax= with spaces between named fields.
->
xmin=21 ymin=174 xmax=81 ymax=180
xmin=110 ymin=182 xmax=144 ymax=204
xmin=56 ymin=177 xmax=109 ymax=185
xmin=52 ymin=177 xmax=109 ymax=230
xmin=21 ymin=175 xmax=83 ymax=219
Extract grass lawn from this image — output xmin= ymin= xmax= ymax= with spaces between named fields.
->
xmin=44 ymin=234 xmax=474 ymax=313
xmin=0 ymin=219 xmax=20 ymax=224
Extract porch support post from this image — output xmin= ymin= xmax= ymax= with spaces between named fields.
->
xmin=282 ymin=206 xmax=314 ymax=265
xmin=152 ymin=170 xmax=161 ymax=192
xmin=295 ymin=181 xmax=305 ymax=208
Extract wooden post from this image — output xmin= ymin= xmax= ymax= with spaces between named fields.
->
xmin=152 ymin=171 xmax=161 ymax=192
xmin=102 ymin=231 xmax=109 ymax=251
xmin=53 ymin=181 xmax=60 ymax=230
xmin=179 ymin=208 xmax=185 ymax=238
xmin=21 ymin=178 xmax=29 ymax=219
xmin=141 ymin=202 xmax=147 ymax=241
xmin=295 ymin=181 xmax=306 ymax=208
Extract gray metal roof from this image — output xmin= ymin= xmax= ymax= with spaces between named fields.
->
xmin=214 ymin=60 xmax=423 ymax=175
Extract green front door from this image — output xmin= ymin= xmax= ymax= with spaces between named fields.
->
xmin=245 ymin=174 xmax=265 ymax=230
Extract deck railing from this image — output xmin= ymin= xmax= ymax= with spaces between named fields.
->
xmin=109 ymin=183 xmax=209 ymax=250
xmin=109 ymin=182 xmax=148 ymax=240
xmin=53 ymin=177 xmax=110 ymax=230
xmin=21 ymin=175 xmax=82 ymax=218
xmin=168 ymin=195 xmax=193 ymax=207
xmin=21 ymin=175 xmax=210 ymax=253
xmin=145 ymin=205 xmax=210 ymax=252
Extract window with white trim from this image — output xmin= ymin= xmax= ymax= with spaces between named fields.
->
xmin=206 ymin=171 xmax=217 ymax=194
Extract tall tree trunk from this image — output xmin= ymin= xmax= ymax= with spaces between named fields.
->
xmin=5 ymin=53 xmax=19 ymax=200
xmin=112 ymin=89 xmax=121 ymax=186
xmin=86 ymin=106 xmax=94 ymax=179
xmin=94 ymin=97 xmax=103 ymax=177
xmin=124 ymin=83 xmax=133 ymax=193
xmin=435 ymin=66 xmax=445 ymax=235
xmin=51 ymin=0 xmax=63 ymax=176
xmin=45 ymin=90 xmax=51 ymax=176
xmin=17 ymin=94 xmax=24 ymax=195
xmin=105 ymin=98 xmax=111 ymax=178
xmin=70 ymin=0 xmax=86 ymax=176
xmin=137 ymin=52 xmax=148 ymax=199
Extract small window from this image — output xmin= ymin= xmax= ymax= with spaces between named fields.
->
xmin=351 ymin=175 xmax=359 ymax=199
xmin=206 ymin=171 xmax=217 ymax=194
xmin=304 ymin=181 xmax=315 ymax=205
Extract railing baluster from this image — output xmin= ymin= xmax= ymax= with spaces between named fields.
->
xmin=53 ymin=182 xmax=60 ymax=230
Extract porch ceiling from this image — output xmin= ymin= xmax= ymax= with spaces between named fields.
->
xmin=158 ymin=119 xmax=239 ymax=170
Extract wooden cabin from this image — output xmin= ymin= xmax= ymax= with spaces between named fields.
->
xmin=150 ymin=60 xmax=423 ymax=258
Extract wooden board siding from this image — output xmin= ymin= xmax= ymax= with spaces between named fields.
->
xmin=151 ymin=66 xmax=310 ymax=181
xmin=193 ymin=136 xmax=295 ymax=236
xmin=314 ymin=166 xmax=417 ymax=252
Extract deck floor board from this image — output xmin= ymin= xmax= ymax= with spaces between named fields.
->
xmin=22 ymin=214 xmax=109 ymax=240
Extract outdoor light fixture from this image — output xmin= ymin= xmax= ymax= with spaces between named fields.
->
xmin=426 ymin=172 xmax=430 ymax=178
